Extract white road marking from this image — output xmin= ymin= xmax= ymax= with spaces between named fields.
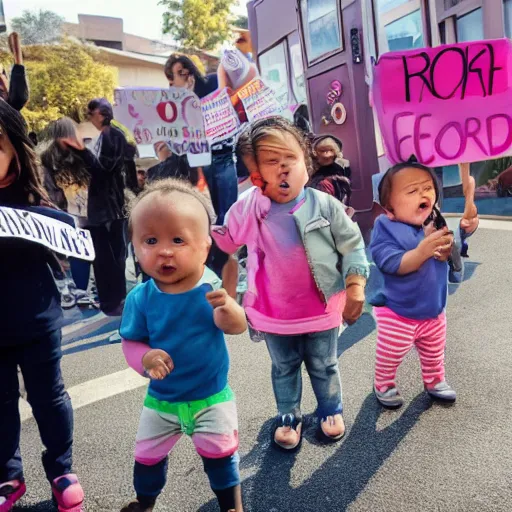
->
xmin=20 ymin=368 xmax=147 ymax=422
xmin=444 ymin=216 xmax=512 ymax=231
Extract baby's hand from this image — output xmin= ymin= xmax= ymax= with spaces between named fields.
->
xmin=418 ymin=228 xmax=453 ymax=260
xmin=142 ymin=349 xmax=174 ymax=380
xmin=206 ymin=288 xmax=229 ymax=310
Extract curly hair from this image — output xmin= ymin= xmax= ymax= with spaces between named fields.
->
xmin=236 ymin=116 xmax=313 ymax=178
xmin=127 ymin=177 xmax=215 ymax=239
xmin=40 ymin=117 xmax=91 ymax=189
xmin=0 ymin=100 xmax=50 ymax=206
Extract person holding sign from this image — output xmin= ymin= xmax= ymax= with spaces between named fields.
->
xmin=212 ymin=117 xmax=369 ymax=450
xmin=0 ymin=101 xmax=84 ymax=511
xmin=369 ymin=158 xmax=479 ymax=409
xmin=165 ymin=54 xmax=238 ymax=226
xmin=119 ymin=179 xmax=246 ymax=512
xmin=0 ymin=32 xmax=28 ymax=112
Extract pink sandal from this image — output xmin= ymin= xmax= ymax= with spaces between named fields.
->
xmin=0 ymin=480 xmax=26 ymax=512
xmin=52 ymin=474 xmax=84 ymax=512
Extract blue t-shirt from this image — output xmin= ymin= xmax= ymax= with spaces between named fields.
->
xmin=369 ymin=215 xmax=448 ymax=320
xmin=119 ymin=270 xmax=229 ymax=402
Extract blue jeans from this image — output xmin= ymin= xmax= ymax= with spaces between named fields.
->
xmin=264 ymin=328 xmax=343 ymax=419
xmin=0 ymin=330 xmax=74 ymax=483
xmin=204 ymin=152 xmax=238 ymax=226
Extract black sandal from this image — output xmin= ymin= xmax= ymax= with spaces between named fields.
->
xmin=271 ymin=413 xmax=303 ymax=452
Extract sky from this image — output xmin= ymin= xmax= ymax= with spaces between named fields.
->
xmin=4 ymin=0 xmax=250 ymax=41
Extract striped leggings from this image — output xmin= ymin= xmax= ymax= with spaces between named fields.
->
xmin=374 ymin=307 xmax=447 ymax=393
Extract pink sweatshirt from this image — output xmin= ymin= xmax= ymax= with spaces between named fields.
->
xmin=212 ymin=189 xmax=345 ymax=335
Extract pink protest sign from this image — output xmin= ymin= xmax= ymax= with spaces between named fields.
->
xmin=372 ymin=38 xmax=512 ymax=166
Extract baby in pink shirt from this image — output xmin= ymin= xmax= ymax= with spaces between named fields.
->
xmin=212 ymin=117 xmax=369 ymax=451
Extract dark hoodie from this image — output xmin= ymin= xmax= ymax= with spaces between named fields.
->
xmin=0 ymin=181 xmax=64 ymax=344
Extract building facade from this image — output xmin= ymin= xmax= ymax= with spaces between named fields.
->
xmin=247 ymin=0 xmax=512 ymax=217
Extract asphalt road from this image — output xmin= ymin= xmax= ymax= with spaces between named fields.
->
xmin=13 ymin=224 xmax=512 ymax=512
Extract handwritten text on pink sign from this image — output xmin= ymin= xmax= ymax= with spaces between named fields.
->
xmin=372 ymin=39 xmax=512 ymax=166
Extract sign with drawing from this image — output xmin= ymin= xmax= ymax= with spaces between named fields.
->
xmin=113 ymin=87 xmax=211 ymax=167
xmin=372 ymin=38 xmax=512 ymax=167
xmin=0 ymin=207 xmax=95 ymax=261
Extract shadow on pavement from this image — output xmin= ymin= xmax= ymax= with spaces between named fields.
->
xmin=14 ymin=499 xmax=55 ymax=511
xmin=449 ymin=261 xmax=481 ymax=295
xmin=338 ymin=313 xmax=376 ymax=357
xmin=199 ymin=393 xmax=432 ymax=512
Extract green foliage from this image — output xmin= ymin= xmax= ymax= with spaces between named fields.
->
xmin=159 ymin=0 xmax=237 ymax=50
xmin=11 ymin=10 xmax=64 ymax=45
xmin=0 ymin=41 xmax=117 ymax=132
xmin=233 ymin=14 xmax=248 ymax=29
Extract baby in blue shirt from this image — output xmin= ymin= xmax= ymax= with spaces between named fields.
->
xmin=369 ymin=159 xmax=478 ymax=409
xmin=119 ymin=178 xmax=246 ymax=512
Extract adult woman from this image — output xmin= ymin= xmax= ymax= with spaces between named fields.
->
xmin=164 ymin=54 xmax=238 ymax=226
xmin=41 ymin=118 xmax=94 ymax=303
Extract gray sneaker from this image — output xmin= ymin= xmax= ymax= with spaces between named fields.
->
xmin=374 ymin=385 xmax=404 ymax=409
xmin=426 ymin=381 xmax=456 ymax=402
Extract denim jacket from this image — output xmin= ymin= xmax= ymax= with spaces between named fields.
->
xmin=211 ymin=187 xmax=369 ymax=303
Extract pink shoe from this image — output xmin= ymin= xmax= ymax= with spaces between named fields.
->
xmin=0 ymin=480 xmax=26 ymax=512
xmin=52 ymin=474 xmax=84 ymax=512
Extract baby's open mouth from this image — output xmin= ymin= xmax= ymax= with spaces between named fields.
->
xmin=419 ymin=201 xmax=430 ymax=210
xmin=279 ymin=181 xmax=290 ymax=189
xmin=161 ymin=264 xmax=176 ymax=272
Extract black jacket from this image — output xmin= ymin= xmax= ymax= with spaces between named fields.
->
xmin=0 ymin=182 xmax=63 ymax=344
xmin=77 ymin=126 xmax=134 ymax=226
xmin=8 ymin=64 xmax=29 ymax=111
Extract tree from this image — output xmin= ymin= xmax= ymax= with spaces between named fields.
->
xmin=0 ymin=41 xmax=117 ymax=132
xmin=159 ymin=0 xmax=238 ymax=50
xmin=233 ymin=14 xmax=248 ymax=30
xmin=11 ymin=10 xmax=64 ymax=45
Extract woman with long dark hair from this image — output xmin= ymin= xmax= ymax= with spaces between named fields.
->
xmin=40 ymin=118 xmax=94 ymax=305
xmin=0 ymin=100 xmax=84 ymax=511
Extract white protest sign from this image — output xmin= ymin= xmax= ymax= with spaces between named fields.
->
xmin=237 ymin=78 xmax=284 ymax=122
xmin=201 ymin=88 xmax=240 ymax=144
xmin=0 ymin=207 xmax=95 ymax=261
xmin=113 ymin=87 xmax=211 ymax=167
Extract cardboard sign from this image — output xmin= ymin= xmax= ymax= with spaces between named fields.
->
xmin=113 ymin=87 xmax=211 ymax=167
xmin=237 ymin=78 xmax=284 ymax=122
xmin=372 ymin=38 xmax=512 ymax=166
xmin=201 ymin=88 xmax=240 ymax=144
xmin=0 ymin=207 xmax=95 ymax=261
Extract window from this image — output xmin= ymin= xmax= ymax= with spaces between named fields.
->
xmin=258 ymin=42 xmax=291 ymax=107
xmin=384 ymin=9 xmax=424 ymax=50
xmin=288 ymin=32 xmax=308 ymax=104
xmin=457 ymin=8 xmax=484 ymax=42
xmin=439 ymin=21 xmax=447 ymax=44
xmin=505 ymin=0 xmax=512 ymax=38
xmin=376 ymin=0 xmax=411 ymax=15
xmin=374 ymin=0 xmax=424 ymax=54
xmin=301 ymin=0 xmax=343 ymax=63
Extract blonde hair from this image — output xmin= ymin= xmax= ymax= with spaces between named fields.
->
xmin=127 ymin=178 xmax=215 ymax=238
xmin=312 ymin=137 xmax=343 ymax=175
